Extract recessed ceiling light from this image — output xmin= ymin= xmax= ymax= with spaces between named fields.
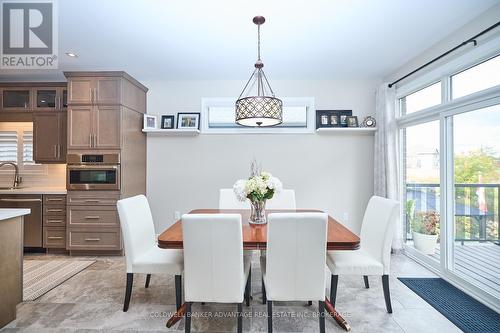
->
xmin=66 ymin=52 xmax=78 ymax=57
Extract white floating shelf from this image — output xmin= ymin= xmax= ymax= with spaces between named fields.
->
xmin=142 ymin=129 xmax=200 ymax=136
xmin=316 ymin=127 xmax=377 ymax=135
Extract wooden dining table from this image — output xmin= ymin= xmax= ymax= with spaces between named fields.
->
xmin=157 ymin=208 xmax=360 ymax=250
xmin=157 ymin=208 xmax=360 ymax=331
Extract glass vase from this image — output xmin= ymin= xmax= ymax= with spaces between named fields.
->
xmin=249 ymin=200 xmax=267 ymax=225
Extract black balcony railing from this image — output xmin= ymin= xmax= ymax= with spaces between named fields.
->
xmin=405 ymin=183 xmax=500 ymax=243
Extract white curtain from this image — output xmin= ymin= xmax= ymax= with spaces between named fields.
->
xmin=374 ymin=83 xmax=403 ymax=250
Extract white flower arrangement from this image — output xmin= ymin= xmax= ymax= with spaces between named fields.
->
xmin=233 ymin=171 xmax=283 ymax=203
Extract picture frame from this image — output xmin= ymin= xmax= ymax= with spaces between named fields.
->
xmin=177 ymin=112 xmax=200 ymax=130
xmin=316 ymin=110 xmax=352 ymax=128
xmin=347 ymin=116 xmax=359 ymax=127
xmin=143 ymin=114 xmax=157 ymax=129
xmin=161 ymin=115 xmax=175 ymax=129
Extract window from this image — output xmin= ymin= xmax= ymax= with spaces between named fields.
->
xmin=451 ymin=55 xmax=500 ymax=99
xmin=201 ymin=97 xmax=315 ymax=133
xmin=399 ymin=82 xmax=442 ymax=115
xmin=0 ymin=123 xmax=45 ymax=175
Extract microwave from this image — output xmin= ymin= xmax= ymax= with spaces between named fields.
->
xmin=66 ymin=154 xmax=120 ymax=191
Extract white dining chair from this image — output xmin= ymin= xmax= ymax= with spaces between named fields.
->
xmin=219 ymin=188 xmax=250 ymax=209
xmin=182 ymin=213 xmax=251 ymax=333
xmin=117 ymin=195 xmax=183 ymax=312
xmin=261 ymin=212 xmax=328 ymax=333
xmin=326 ymin=196 xmax=399 ymax=313
xmin=266 ymin=189 xmax=296 ymax=209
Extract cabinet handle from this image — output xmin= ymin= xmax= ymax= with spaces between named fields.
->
xmin=89 ymin=134 xmax=92 ymax=147
xmin=47 ymin=198 xmax=63 ymax=202
xmin=47 ymin=219 xmax=64 ymax=223
xmin=54 ymin=145 xmax=57 ymax=158
xmin=48 ymin=236 xmax=63 ymax=240
xmin=47 ymin=209 xmax=63 ymax=213
xmin=57 ymin=145 xmax=60 ymax=159
xmin=84 ymin=216 xmax=100 ymax=219
xmin=85 ymin=238 xmax=100 ymax=242
xmin=93 ymin=134 xmax=97 ymax=147
xmin=84 ymin=199 xmax=100 ymax=203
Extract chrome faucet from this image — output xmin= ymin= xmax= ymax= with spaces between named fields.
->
xmin=0 ymin=162 xmax=21 ymax=188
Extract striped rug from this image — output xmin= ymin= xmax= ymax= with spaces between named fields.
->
xmin=23 ymin=259 xmax=95 ymax=301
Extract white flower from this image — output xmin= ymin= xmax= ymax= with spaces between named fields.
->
xmin=267 ymin=176 xmax=283 ymax=193
xmin=233 ymin=179 xmax=248 ymax=202
xmin=261 ymin=171 xmax=271 ymax=181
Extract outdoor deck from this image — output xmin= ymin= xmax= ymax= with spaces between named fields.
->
xmin=432 ymin=242 xmax=500 ymax=298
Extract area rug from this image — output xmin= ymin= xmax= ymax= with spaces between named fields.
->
xmin=398 ymin=277 xmax=500 ymax=333
xmin=23 ymin=259 xmax=95 ymax=301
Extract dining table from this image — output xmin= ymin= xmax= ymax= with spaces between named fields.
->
xmin=157 ymin=208 xmax=360 ymax=331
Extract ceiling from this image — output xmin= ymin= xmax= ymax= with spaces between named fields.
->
xmin=1 ymin=0 xmax=498 ymax=82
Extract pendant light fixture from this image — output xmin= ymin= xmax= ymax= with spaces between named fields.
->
xmin=235 ymin=16 xmax=283 ymax=127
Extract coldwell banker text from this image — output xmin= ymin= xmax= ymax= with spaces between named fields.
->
xmin=1 ymin=0 xmax=58 ymax=69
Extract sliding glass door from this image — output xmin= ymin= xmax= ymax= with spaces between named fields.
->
xmin=450 ymin=104 xmax=500 ymax=299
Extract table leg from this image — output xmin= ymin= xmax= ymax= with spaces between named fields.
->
xmin=324 ymin=298 xmax=351 ymax=331
xmin=166 ymin=302 xmax=187 ymax=328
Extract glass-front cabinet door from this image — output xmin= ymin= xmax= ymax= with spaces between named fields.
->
xmin=34 ymin=87 xmax=67 ymax=110
xmin=35 ymin=89 xmax=57 ymax=110
xmin=2 ymin=89 xmax=31 ymax=110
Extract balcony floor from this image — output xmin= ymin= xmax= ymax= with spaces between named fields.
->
xmin=431 ymin=242 xmax=500 ymax=298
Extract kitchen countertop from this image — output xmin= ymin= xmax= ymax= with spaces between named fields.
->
xmin=0 ymin=187 xmax=67 ymax=195
xmin=0 ymin=209 xmax=31 ymax=221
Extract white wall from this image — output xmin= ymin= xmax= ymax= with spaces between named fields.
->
xmin=144 ymin=79 xmax=380 ymax=234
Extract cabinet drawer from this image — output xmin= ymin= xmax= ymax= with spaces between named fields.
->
xmin=67 ymin=228 xmax=121 ymax=250
xmin=43 ymin=216 xmax=66 ymax=227
xmin=43 ymin=227 xmax=66 ymax=248
xmin=44 ymin=195 xmax=66 ymax=205
xmin=44 ymin=206 xmax=66 ymax=216
xmin=68 ymin=206 xmax=119 ymax=227
xmin=67 ymin=191 xmax=120 ymax=206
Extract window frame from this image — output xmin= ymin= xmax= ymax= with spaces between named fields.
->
xmin=396 ymin=35 xmax=500 ymax=311
xmin=201 ymin=97 xmax=315 ymax=134
xmin=0 ymin=123 xmax=47 ymax=176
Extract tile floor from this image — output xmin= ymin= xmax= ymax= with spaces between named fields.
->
xmin=1 ymin=253 xmax=462 ymax=333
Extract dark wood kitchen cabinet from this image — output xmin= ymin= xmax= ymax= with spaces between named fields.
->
xmin=67 ymin=105 xmax=120 ymax=150
xmin=33 ymin=87 xmax=67 ymax=111
xmin=33 ymin=112 xmax=67 ymax=163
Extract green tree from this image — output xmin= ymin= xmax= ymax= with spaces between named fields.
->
xmin=454 ymin=148 xmax=500 ymax=183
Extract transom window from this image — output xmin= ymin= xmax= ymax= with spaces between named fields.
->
xmin=201 ymin=97 xmax=315 ymax=133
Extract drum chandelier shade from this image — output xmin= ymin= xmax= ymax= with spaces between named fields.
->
xmin=235 ymin=16 xmax=283 ymax=127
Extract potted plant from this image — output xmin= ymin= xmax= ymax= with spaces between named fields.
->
xmin=233 ymin=168 xmax=282 ymax=224
xmin=411 ymin=210 xmax=440 ymax=254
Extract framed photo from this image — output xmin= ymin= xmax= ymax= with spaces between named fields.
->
xmin=316 ymin=110 xmax=352 ymax=128
xmin=177 ymin=112 xmax=200 ymax=130
xmin=161 ymin=115 xmax=175 ymax=129
xmin=347 ymin=116 xmax=359 ymax=127
xmin=143 ymin=115 xmax=157 ymax=129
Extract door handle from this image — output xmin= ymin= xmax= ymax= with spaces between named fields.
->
xmin=0 ymin=198 xmax=42 ymax=202
xmin=85 ymin=238 xmax=100 ymax=242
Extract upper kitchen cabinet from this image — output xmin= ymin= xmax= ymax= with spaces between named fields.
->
xmin=33 ymin=112 xmax=67 ymax=163
xmin=2 ymin=88 xmax=31 ymax=110
xmin=65 ymin=72 xmax=147 ymax=112
xmin=34 ymin=87 xmax=67 ymax=111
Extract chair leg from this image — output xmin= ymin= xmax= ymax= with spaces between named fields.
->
xmin=330 ymin=274 xmax=338 ymax=307
xmin=307 ymin=301 xmax=312 ymax=306
xmin=382 ymin=275 xmax=393 ymax=313
xmin=318 ymin=300 xmax=325 ymax=333
xmin=262 ymin=277 xmax=267 ymax=304
xmin=237 ymin=302 xmax=243 ymax=333
xmin=175 ymin=275 xmax=182 ymax=310
xmin=185 ymin=302 xmax=192 ymax=333
xmin=363 ymin=275 xmax=369 ymax=289
xmin=267 ymin=300 xmax=273 ymax=333
xmin=145 ymin=274 xmax=151 ymax=288
xmin=123 ymin=273 xmax=133 ymax=312
xmin=245 ymin=265 xmax=251 ymax=306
